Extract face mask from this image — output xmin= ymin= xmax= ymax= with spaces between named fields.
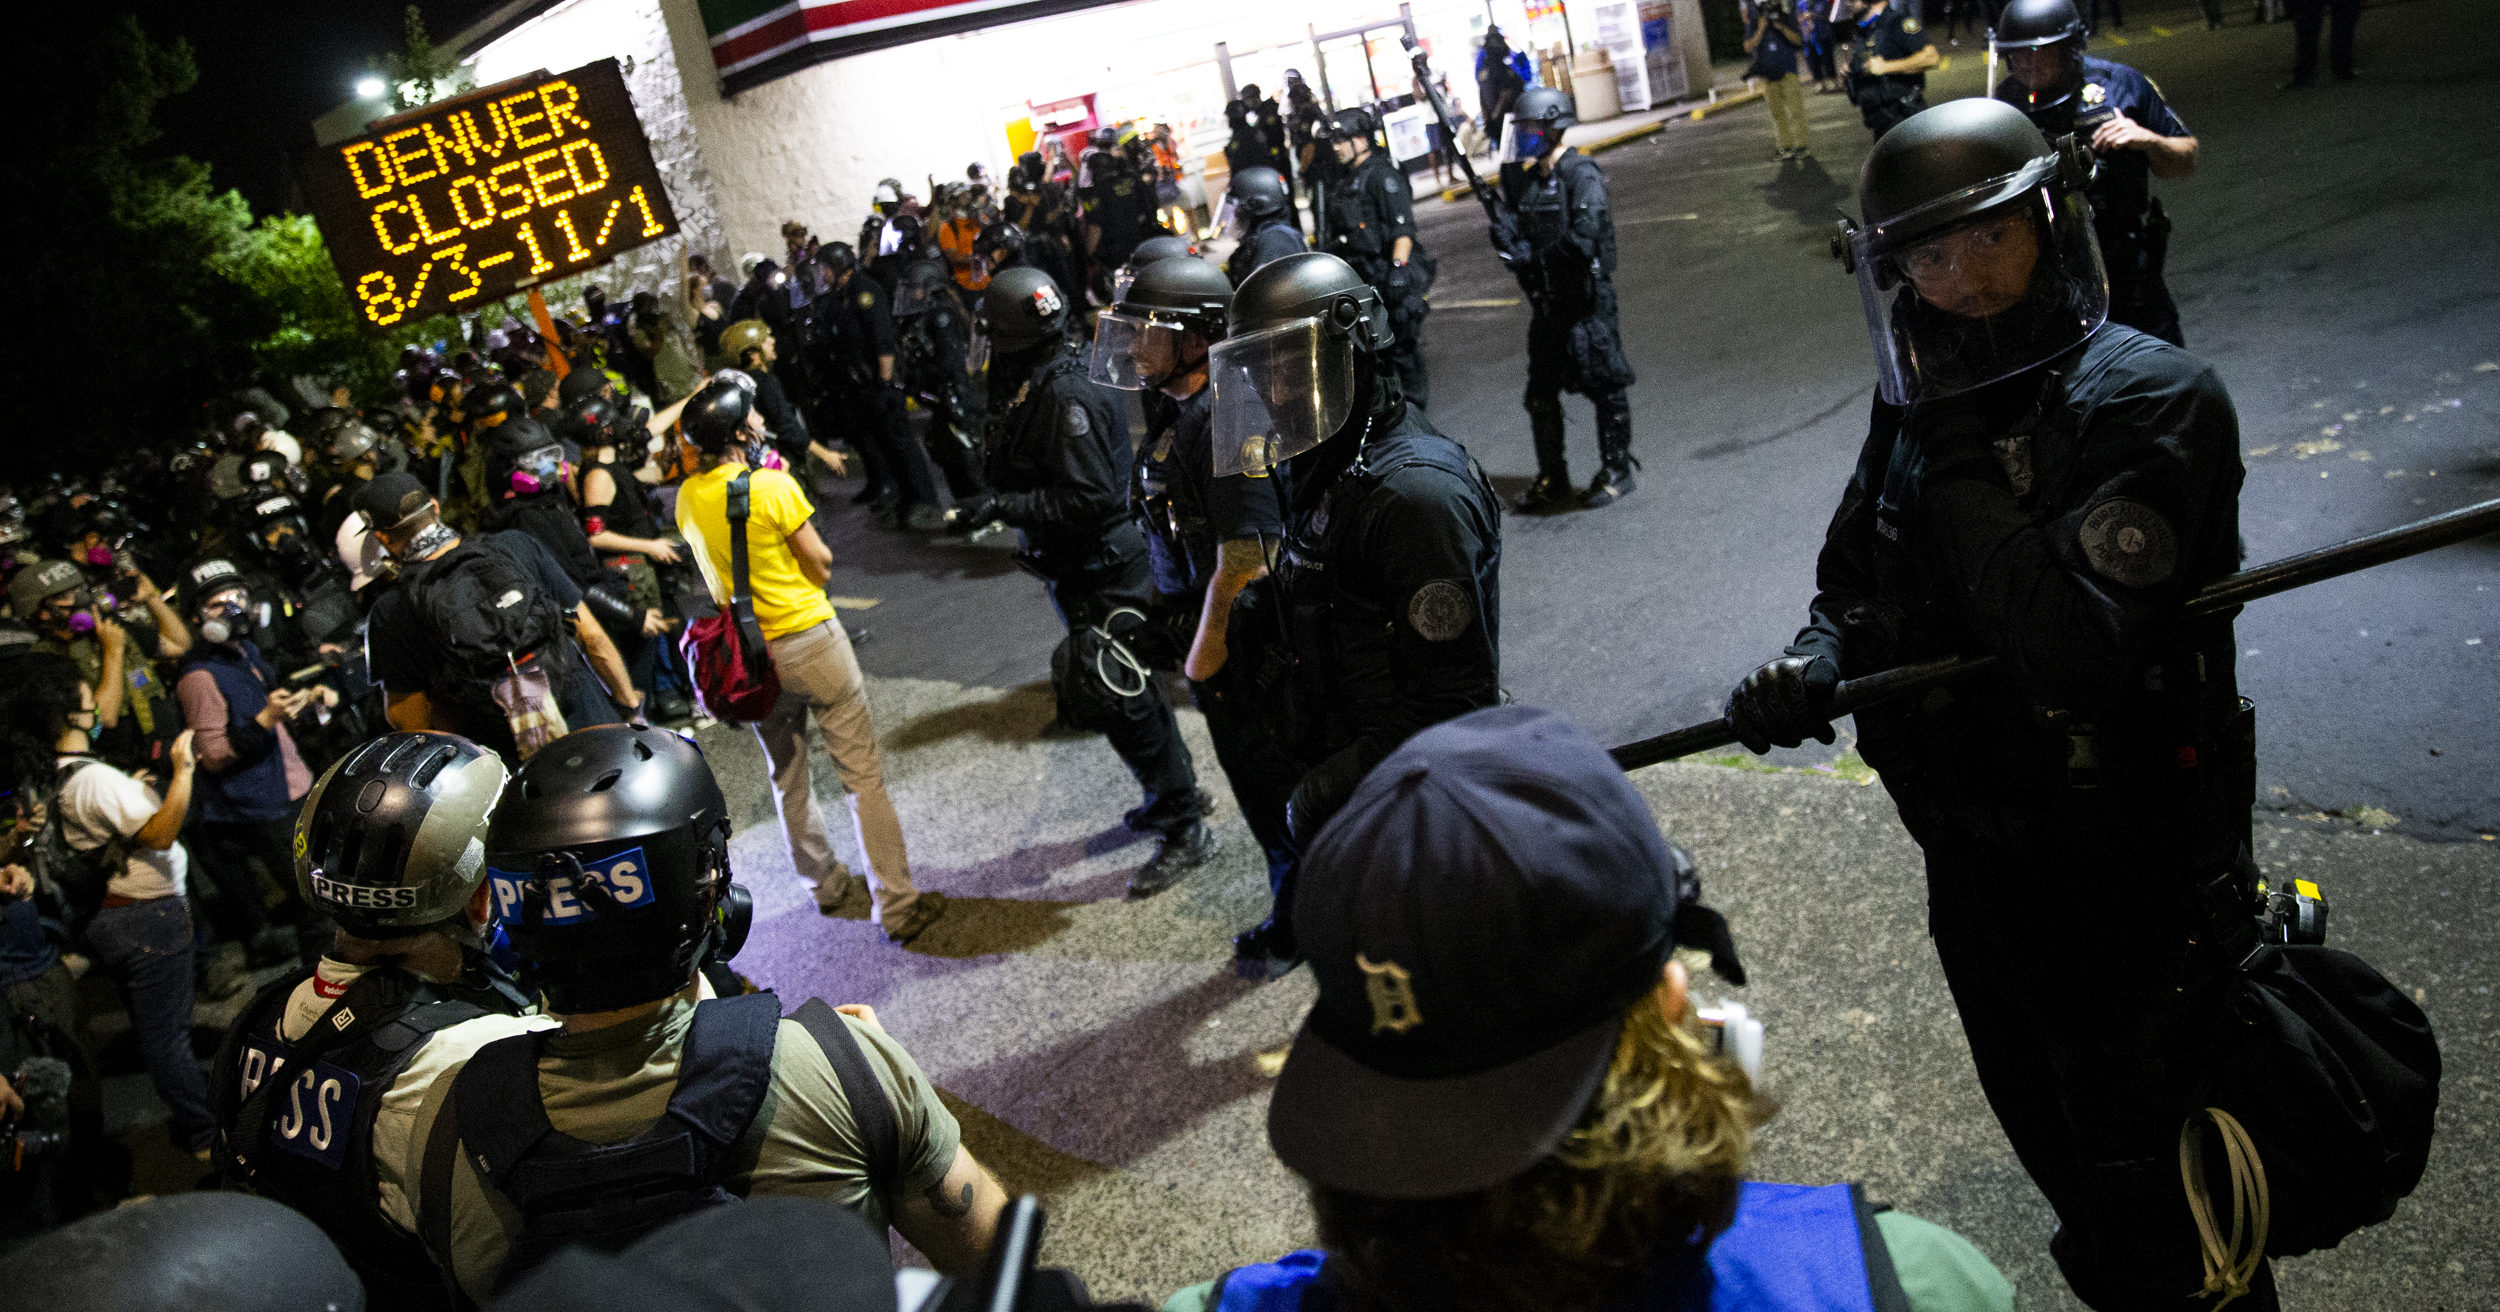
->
xmin=67 ymin=611 xmax=96 ymax=636
xmin=509 ymin=448 xmax=566 ymax=496
xmin=200 ymin=596 xmax=248 ymax=645
xmin=82 ymin=546 xmax=116 ymax=567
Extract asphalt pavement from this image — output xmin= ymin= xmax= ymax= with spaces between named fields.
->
xmin=90 ymin=2 xmax=2496 ymax=1305
xmin=826 ymin=0 xmax=2498 ymax=841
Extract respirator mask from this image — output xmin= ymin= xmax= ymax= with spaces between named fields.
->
xmin=509 ymin=445 xmax=567 ymax=496
xmin=198 ymin=590 xmax=252 ymax=646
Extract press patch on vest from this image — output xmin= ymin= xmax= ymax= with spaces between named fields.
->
xmin=1407 ymin=579 xmax=1475 ymax=641
xmin=2078 ymin=497 xmax=2177 ymax=588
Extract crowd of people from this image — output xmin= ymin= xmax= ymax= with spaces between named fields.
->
xmin=0 ymin=3 xmax=2428 ymax=1310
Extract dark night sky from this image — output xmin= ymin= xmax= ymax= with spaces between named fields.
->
xmin=118 ymin=0 xmax=488 ymax=214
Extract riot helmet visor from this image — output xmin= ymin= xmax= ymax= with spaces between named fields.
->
xmin=1214 ymin=190 xmax=1244 ymax=240
xmin=1497 ymin=118 xmax=1564 ymax=165
xmin=1088 ymin=311 xmax=1196 ymax=391
xmin=1207 ymin=314 xmax=1354 ymax=476
xmin=1848 ymin=168 xmax=2108 ymax=404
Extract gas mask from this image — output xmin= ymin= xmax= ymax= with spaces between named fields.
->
xmin=198 ymin=591 xmax=251 ymax=646
xmin=81 ymin=545 xmax=116 ymax=568
xmin=508 ymin=445 xmax=567 ymax=497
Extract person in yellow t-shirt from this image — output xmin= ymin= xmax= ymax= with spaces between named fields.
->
xmin=673 ymin=379 xmax=942 ymax=942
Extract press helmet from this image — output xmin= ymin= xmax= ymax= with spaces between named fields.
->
xmin=296 ymin=732 xmax=512 ymax=938
xmin=980 ymin=265 xmax=1071 ymax=352
xmin=482 ymin=726 xmax=745 ymax=1013
xmin=681 ymin=377 xmax=755 ymax=453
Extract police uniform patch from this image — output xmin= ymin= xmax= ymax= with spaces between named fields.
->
xmin=1063 ymin=404 xmax=1091 ymax=437
xmin=1407 ymin=579 xmax=1474 ymax=642
xmin=2081 ymin=82 xmax=2107 ymax=106
xmin=2078 ymin=497 xmax=2177 ymax=588
xmin=1901 ymin=16 xmax=1922 ymax=32
xmin=857 ymin=291 xmax=875 ymax=307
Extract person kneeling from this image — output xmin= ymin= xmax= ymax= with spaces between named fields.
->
xmin=1170 ymin=706 xmax=2014 ymax=1312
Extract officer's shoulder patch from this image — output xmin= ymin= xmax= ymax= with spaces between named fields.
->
xmin=1062 ymin=403 xmax=1091 ymax=437
xmin=1406 ymin=579 xmax=1475 ymax=642
xmin=2077 ymin=497 xmax=2177 ymax=588
xmin=1900 ymin=16 xmax=1921 ymax=32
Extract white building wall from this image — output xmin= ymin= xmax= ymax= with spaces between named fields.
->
xmin=467 ymin=0 xmax=729 ymax=299
xmin=451 ymin=0 xmax=1603 ymax=288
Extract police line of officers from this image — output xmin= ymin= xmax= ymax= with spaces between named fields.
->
xmin=128 ymin=1 xmax=2284 ymax=1306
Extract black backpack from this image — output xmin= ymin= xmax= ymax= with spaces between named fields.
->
xmin=44 ymin=758 xmax=131 ymax=933
xmin=404 ymin=539 xmax=568 ymax=705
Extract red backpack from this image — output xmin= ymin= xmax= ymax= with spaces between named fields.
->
xmin=677 ymin=471 xmax=781 ymax=722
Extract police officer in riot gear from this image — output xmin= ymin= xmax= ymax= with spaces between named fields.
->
xmin=1090 ymin=256 xmax=1303 ymax=927
xmin=393 ymin=725 xmax=1010 ymax=1300
xmin=1318 ymin=109 xmax=1434 ymax=409
xmin=893 ymin=259 xmax=993 ymax=509
xmin=1221 ymin=166 xmax=1310 ymax=288
xmin=210 ymin=731 xmax=538 ymax=1312
xmin=1211 ymin=252 xmax=1501 ymax=965
xmin=1492 ymin=86 xmax=1641 ymax=511
xmin=957 ymin=267 xmax=1222 ymax=893
xmin=1730 ymin=99 xmax=2268 ymax=1310
xmin=805 ymin=244 xmax=946 ymax=530
xmin=1113 ymin=234 xmax=1200 ymax=303
xmin=1994 ymin=0 xmax=2200 ymax=345
xmin=1844 ymin=0 xmax=1940 ymax=139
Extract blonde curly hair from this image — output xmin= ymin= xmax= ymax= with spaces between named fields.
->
xmin=1311 ymin=975 xmax=1774 ymax=1312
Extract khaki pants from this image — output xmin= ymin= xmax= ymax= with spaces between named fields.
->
xmin=757 ymin=620 xmax=918 ymax=924
xmin=1765 ymin=74 xmax=1808 ymax=154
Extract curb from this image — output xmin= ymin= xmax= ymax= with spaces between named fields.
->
xmin=1434 ymin=89 xmax=1763 ymax=201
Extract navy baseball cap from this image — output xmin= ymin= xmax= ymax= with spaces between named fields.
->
xmin=350 ymin=471 xmax=432 ymax=530
xmin=1268 ymin=704 xmax=1741 ymax=1200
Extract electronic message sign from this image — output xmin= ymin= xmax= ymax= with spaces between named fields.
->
xmin=303 ymin=59 xmax=680 ymax=329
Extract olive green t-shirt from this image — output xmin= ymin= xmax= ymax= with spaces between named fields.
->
xmin=386 ymin=984 xmax=961 ymax=1303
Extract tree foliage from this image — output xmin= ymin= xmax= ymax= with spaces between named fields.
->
xmin=7 ymin=15 xmax=460 ymax=469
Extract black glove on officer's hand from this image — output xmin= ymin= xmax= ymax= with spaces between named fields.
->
xmin=1724 ymin=655 xmax=1840 ymax=754
xmin=1285 ymin=745 xmax=1373 ymax=850
xmin=946 ymin=495 xmax=1000 ymax=534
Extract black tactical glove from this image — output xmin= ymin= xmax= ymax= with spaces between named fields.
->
xmin=1724 ymin=655 xmax=1840 ymax=754
xmin=1488 ymin=206 xmax=1520 ymax=254
xmin=1285 ymin=745 xmax=1372 ymax=850
xmin=945 ymin=494 xmax=1001 ymax=534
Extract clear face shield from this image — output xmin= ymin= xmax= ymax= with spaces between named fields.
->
xmin=1215 ymin=190 xmax=1244 ymax=240
xmin=1846 ymin=169 xmax=2108 ymax=406
xmin=1088 ymin=311 xmax=1200 ymax=391
xmin=1497 ymin=118 xmax=1561 ymax=165
xmin=1207 ymin=315 xmax=1356 ymax=476
xmin=891 ymin=280 xmax=933 ymax=317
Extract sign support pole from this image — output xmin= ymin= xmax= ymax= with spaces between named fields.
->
xmin=526 ymin=286 xmax=572 ymax=380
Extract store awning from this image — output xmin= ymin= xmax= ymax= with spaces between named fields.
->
xmin=701 ymin=0 xmax=1135 ymax=93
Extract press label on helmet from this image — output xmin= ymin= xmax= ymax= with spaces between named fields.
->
xmin=309 ymin=873 xmax=421 ymax=911
xmin=487 ymin=845 xmax=655 ymax=926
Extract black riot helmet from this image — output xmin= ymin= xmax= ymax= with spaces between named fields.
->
xmin=557 ymin=393 xmax=621 ymax=448
xmin=483 ymin=726 xmax=745 ymax=1013
xmin=681 ymin=377 xmax=755 ymax=454
xmin=184 ymin=557 xmax=252 ymax=643
xmin=1993 ymin=0 xmax=2089 ymax=110
xmin=1324 ymin=107 xmax=1379 ymax=146
xmin=979 ymin=220 xmax=1027 ymax=269
xmin=981 ymin=265 xmax=1071 ymax=352
xmin=1113 ymin=233 xmax=1201 ymax=301
xmin=1993 ymin=0 xmax=2087 ymax=47
xmin=1500 ymin=86 xmax=1578 ymax=164
xmin=1834 ymin=98 xmax=2105 ymax=405
xmin=295 ymin=731 xmax=511 ymax=938
xmin=19 ymin=1193 xmax=366 ymax=1312
xmin=246 ymin=491 xmax=315 ymax=564
xmin=814 ymin=239 xmax=858 ymax=280
xmin=1209 ymin=252 xmax=1391 ymax=475
xmin=463 ymin=379 xmax=525 ymax=429
xmin=1091 ymin=256 xmax=1232 ymax=391
xmin=893 ymin=258 xmax=953 ymax=316
xmin=1220 ymin=166 xmax=1292 ymax=237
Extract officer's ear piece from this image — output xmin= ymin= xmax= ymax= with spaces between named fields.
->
xmin=1830 ymin=216 xmax=1861 ymax=273
xmin=2054 ymin=134 xmax=2096 ymax=191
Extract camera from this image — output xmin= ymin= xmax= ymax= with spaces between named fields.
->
xmin=2255 ymin=876 xmax=2329 ymax=947
xmin=5 ymin=1056 xmax=74 ymax=1161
